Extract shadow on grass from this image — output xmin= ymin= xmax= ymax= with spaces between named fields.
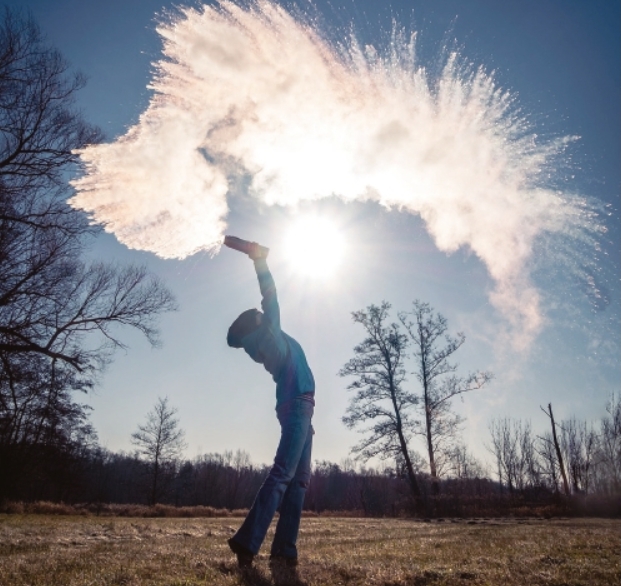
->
xmin=269 ymin=563 xmax=307 ymax=586
xmin=213 ymin=560 xmax=307 ymax=586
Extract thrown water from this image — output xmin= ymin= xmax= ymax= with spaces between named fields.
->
xmin=70 ymin=0 xmax=602 ymax=348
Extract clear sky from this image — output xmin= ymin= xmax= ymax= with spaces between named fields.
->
xmin=8 ymin=0 xmax=620 ymax=469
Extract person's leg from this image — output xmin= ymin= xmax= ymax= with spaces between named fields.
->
xmin=270 ymin=409 xmax=313 ymax=560
xmin=231 ymin=399 xmax=313 ymax=556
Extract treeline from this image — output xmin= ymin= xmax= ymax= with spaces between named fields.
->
xmin=1 ymin=449 xmax=618 ymax=518
xmin=0 ymin=445 xmax=505 ymax=516
xmin=1 ymin=393 xmax=619 ymax=518
xmin=488 ymin=403 xmax=620 ymax=500
xmin=1 ymin=377 xmax=619 ymax=517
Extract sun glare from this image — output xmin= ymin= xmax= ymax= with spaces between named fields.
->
xmin=283 ymin=216 xmax=346 ymax=279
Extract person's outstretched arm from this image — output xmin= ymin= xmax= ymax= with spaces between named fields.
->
xmin=251 ymin=254 xmax=281 ymax=333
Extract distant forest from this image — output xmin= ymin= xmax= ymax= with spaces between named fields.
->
xmin=1 ymin=394 xmax=619 ymax=518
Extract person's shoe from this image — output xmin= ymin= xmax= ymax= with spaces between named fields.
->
xmin=228 ymin=538 xmax=254 ymax=568
xmin=269 ymin=554 xmax=298 ymax=567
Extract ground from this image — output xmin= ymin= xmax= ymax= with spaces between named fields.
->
xmin=0 ymin=515 xmax=619 ymax=585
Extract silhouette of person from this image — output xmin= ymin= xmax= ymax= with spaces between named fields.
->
xmin=225 ymin=240 xmax=315 ymax=568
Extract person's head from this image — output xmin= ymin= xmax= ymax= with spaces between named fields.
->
xmin=227 ymin=308 xmax=263 ymax=348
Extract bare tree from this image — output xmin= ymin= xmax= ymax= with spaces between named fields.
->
xmin=0 ymin=8 xmax=176 ymax=499
xmin=132 ymin=397 xmax=186 ymax=505
xmin=0 ymin=7 xmax=176 ymax=373
xmin=0 ymin=8 xmax=102 ymax=215
xmin=540 ymin=404 xmax=570 ymax=496
xmin=596 ymin=393 xmax=621 ymax=494
xmin=340 ymin=302 xmax=422 ymax=504
xmin=446 ymin=444 xmax=486 ymax=480
xmin=537 ymin=430 xmax=561 ymax=493
xmin=221 ymin=449 xmax=255 ymax=510
xmin=488 ymin=418 xmax=540 ymax=493
xmin=399 ymin=301 xmax=492 ymax=493
xmin=2 ymin=261 xmax=177 ymax=373
xmin=560 ymin=417 xmax=596 ymax=495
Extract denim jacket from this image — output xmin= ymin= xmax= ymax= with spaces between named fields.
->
xmin=241 ymin=259 xmax=315 ymax=407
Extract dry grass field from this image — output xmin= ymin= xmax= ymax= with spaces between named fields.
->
xmin=0 ymin=515 xmax=619 ymax=586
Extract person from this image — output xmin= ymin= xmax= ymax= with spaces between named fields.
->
xmin=225 ymin=241 xmax=315 ymax=568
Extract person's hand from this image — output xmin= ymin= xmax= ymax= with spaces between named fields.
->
xmin=248 ymin=242 xmax=269 ymax=260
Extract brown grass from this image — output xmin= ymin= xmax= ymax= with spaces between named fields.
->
xmin=0 ymin=515 xmax=618 ymax=585
xmin=0 ymin=501 xmax=248 ymax=518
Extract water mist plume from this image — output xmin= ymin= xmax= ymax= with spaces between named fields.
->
xmin=70 ymin=0 xmax=600 ymax=349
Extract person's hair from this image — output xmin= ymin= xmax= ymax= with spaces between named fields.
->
xmin=227 ymin=308 xmax=261 ymax=348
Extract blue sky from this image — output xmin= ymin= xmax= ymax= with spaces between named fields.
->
xmin=8 ymin=0 xmax=620 ymax=468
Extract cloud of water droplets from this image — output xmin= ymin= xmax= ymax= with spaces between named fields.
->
xmin=70 ymin=0 xmax=601 ymax=349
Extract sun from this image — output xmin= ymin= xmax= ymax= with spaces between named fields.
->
xmin=283 ymin=215 xmax=346 ymax=279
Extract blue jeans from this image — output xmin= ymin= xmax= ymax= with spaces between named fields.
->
xmin=232 ymin=397 xmax=314 ymax=558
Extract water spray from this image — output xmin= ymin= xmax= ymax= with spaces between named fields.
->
xmin=69 ymin=0 xmax=601 ymax=348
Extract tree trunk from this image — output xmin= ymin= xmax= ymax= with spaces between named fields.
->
xmin=391 ymin=386 xmax=421 ymax=503
xmin=151 ymin=458 xmax=159 ymax=505
xmin=397 ymin=424 xmax=421 ymax=500
xmin=425 ymin=404 xmax=439 ymax=495
xmin=546 ymin=403 xmax=570 ymax=497
xmin=422 ymin=373 xmax=440 ymax=496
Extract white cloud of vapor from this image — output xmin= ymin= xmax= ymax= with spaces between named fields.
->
xmin=70 ymin=0 xmax=598 ymax=348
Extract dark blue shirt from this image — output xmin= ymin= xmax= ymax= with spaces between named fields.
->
xmin=241 ymin=259 xmax=315 ymax=407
